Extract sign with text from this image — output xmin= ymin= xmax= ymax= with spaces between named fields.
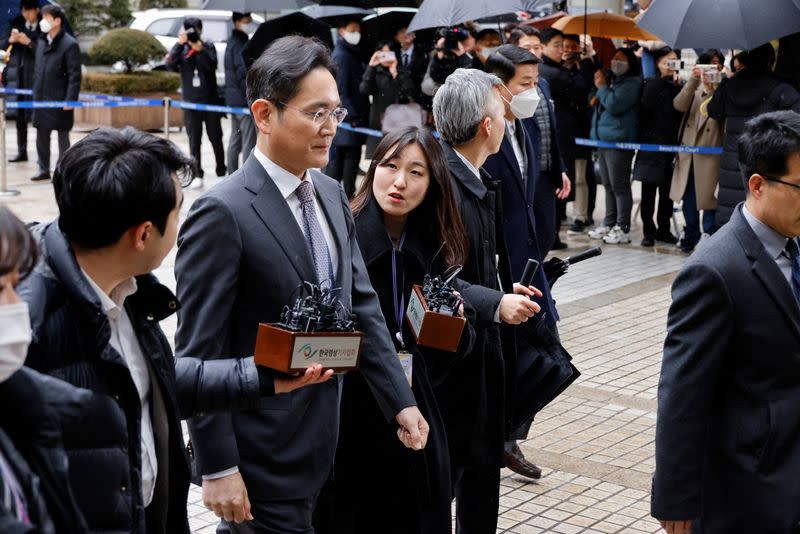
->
xmin=254 ymin=324 xmax=362 ymax=373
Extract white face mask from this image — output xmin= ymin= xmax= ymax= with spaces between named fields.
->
xmin=342 ymin=31 xmax=361 ymax=46
xmin=0 ymin=302 xmax=31 ymax=382
xmin=480 ymin=46 xmax=499 ymax=58
xmin=509 ymin=87 xmax=541 ymax=119
xmin=610 ymin=59 xmax=629 ymax=77
xmin=39 ymin=18 xmax=51 ymax=34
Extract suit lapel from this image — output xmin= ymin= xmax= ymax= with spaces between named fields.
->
xmin=732 ymin=207 xmax=800 ymax=340
xmin=310 ymin=171 xmax=347 ymax=285
xmin=244 ymin=157 xmax=317 ymax=284
xmin=498 ymin=133 xmax=526 ymax=199
xmin=520 ymin=119 xmax=538 ymax=204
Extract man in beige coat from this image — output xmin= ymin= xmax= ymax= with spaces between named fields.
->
xmin=671 ymin=52 xmax=725 ymax=252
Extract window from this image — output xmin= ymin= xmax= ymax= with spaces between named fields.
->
xmin=146 ymin=18 xmax=179 ymax=37
xmin=199 ymin=18 xmax=231 ymax=43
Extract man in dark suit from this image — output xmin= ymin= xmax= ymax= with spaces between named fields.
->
xmin=652 ymin=110 xmax=800 ymax=534
xmin=174 ymin=35 xmax=428 ymax=533
xmin=432 ymin=67 xmax=542 ymax=534
xmin=0 ymin=0 xmax=41 ymax=163
xmin=392 ymin=26 xmax=428 ymax=106
xmin=30 ymin=3 xmax=80 ymax=182
xmin=483 ymin=44 xmax=560 ymax=480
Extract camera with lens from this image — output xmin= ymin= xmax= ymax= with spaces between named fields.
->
xmin=185 ymin=27 xmax=201 ymax=43
xmin=438 ymin=27 xmax=470 ymax=52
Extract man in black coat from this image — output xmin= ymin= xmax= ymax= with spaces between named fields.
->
xmin=652 ymin=110 xmax=800 ymax=534
xmin=708 ymin=43 xmax=800 ymax=226
xmin=0 ymin=0 xmax=41 ymax=163
xmin=167 ymin=17 xmax=226 ymax=187
xmin=30 ymin=4 xmax=79 ymax=183
xmin=327 ymin=19 xmax=369 ymax=198
xmin=432 ymin=68 xmax=542 ymax=534
xmin=224 ymin=12 xmax=255 ymax=173
xmin=17 ymin=128 xmax=311 ymax=534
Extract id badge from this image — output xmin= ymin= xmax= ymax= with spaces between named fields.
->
xmin=192 ymin=72 xmax=201 ymax=88
xmin=398 ymin=350 xmax=413 ymax=386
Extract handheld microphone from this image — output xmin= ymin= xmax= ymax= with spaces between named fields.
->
xmin=519 ymin=258 xmax=540 ymax=287
xmin=565 ymin=246 xmax=602 ymax=266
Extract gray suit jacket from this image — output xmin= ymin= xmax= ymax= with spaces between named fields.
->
xmin=652 ymin=204 xmax=800 ymax=533
xmin=174 ymin=154 xmax=416 ymax=500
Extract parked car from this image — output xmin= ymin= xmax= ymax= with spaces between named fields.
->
xmin=122 ymin=9 xmax=263 ymax=87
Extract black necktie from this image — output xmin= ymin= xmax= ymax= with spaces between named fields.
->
xmin=402 ymin=52 xmax=409 ymax=68
xmin=786 ymin=238 xmax=800 ymax=303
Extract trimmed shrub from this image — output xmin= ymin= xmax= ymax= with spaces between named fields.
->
xmin=89 ymin=28 xmax=166 ymax=73
xmin=82 ymin=71 xmax=180 ymax=95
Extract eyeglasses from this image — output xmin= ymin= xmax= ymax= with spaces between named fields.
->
xmin=762 ymin=174 xmax=800 ymax=191
xmin=279 ymin=102 xmax=348 ymax=126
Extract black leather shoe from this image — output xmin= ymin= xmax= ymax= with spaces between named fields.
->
xmin=655 ymin=231 xmax=678 ymax=244
xmin=551 ymin=238 xmax=568 ymax=251
xmin=216 ymin=165 xmax=227 ymax=177
xmin=30 ymin=171 xmax=50 ymax=182
xmin=9 ymin=154 xmax=27 ymax=163
xmin=503 ymin=442 xmax=542 ymax=480
xmin=641 ymin=235 xmax=655 ymax=247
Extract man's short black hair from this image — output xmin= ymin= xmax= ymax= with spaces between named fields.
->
xmin=738 ymin=43 xmax=775 ymax=74
xmin=539 ymin=27 xmax=564 ymax=45
xmin=738 ymin=110 xmax=800 ymax=192
xmin=508 ymin=25 xmax=540 ymax=45
xmin=232 ymin=12 xmax=251 ymax=23
xmin=337 ymin=18 xmax=360 ymax=29
xmin=246 ymin=35 xmax=336 ymax=110
xmin=485 ymin=44 xmax=540 ymax=83
xmin=563 ymin=33 xmax=580 ymax=44
xmin=183 ymin=17 xmax=202 ymax=31
xmin=20 ymin=0 xmax=39 ymax=11
xmin=41 ymin=4 xmax=66 ymax=23
xmin=476 ymin=28 xmax=500 ymax=42
xmin=54 ymin=127 xmax=194 ymax=250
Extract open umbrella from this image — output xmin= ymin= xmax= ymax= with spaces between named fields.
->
xmin=638 ymin=0 xmax=800 ymax=50
xmin=201 ymin=0 xmax=312 ymax=10
xmin=553 ymin=12 xmax=659 ymax=41
xmin=299 ymin=4 xmax=375 ymax=27
xmin=407 ymin=0 xmax=531 ymax=33
xmin=242 ymin=11 xmax=333 ymax=67
xmin=316 ymin=0 xmax=420 ymax=7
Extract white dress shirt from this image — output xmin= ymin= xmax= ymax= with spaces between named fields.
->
xmin=83 ymin=272 xmax=158 ymax=506
xmin=401 ymin=44 xmax=415 ymax=67
xmin=203 ymin=149 xmax=340 ymax=482
xmin=505 ymin=119 xmax=527 ymax=182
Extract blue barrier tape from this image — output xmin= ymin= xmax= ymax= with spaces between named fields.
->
xmin=171 ymin=100 xmax=250 ymax=115
xmin=0 ymin=88 xmax=150 ymax=101
xmin=0 ymin=87 xmax=32 ymax=95
xmin=337 ymin=122 xmax=385 ymax=138
xmin=8 ymin=98 xmax=164 ymax=109
xmin=575 ymin=137 xmax=723 ymax=155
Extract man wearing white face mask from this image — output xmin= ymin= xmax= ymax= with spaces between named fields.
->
xmin=483 ymin=44 xmax=561 ymax=482
xmin=327 ymin=19 xmax=369 ymax=198
xmin=0 ymin=205 xmax=89 ymax=533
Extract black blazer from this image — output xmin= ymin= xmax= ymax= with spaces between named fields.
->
xmin=652 ymin=204 xmax=800 ymax=533
xmin=174 ymin=154 xmax=416 ymax=501
xmin=482 ymin=120 xmax=559 ymax=324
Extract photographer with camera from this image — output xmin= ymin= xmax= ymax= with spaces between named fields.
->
xmin=421 ymin=27 xmax=473 ymax=98
xmin=166 ymin=17 xmax=226 ymax=188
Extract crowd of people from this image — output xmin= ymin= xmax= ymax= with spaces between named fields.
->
xmin=2 ymin=3 xmax=800 ymax=534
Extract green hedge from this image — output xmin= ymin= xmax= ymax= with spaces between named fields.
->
xmin=82 ymin=71 xmax=181 ymax=96
xmin=89 ymin=29 xmax=167 ymax=73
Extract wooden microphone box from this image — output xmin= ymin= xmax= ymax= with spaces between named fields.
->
xmin=405 ymin=285 xmax=466 ymax=352
xmin=254 ymin=324 xmax=363 ymax=373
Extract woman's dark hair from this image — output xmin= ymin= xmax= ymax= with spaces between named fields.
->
xmin=738 ymin=110 xmax=800 ymax=191
xmin=651 ymin=46 xmax=675 ymax=66
xmin=183 ymin=17 xmax=202 ymax=31
xmin=484 ymin=44 xmax=540 ymax=84
xmin=351 ymin=127 xmax=468 ymax=267
xmin=699 ymin=48 xmax=724 ymax=66
xmin=737 ymin=43 xmax=776 ymax=74
xmin=53 ymin=127 xmax=194 ymax=250
xmin=374 ymin=39 xmax=393 ymax=52
xmin=247 ymin=35 xmax=336 ymax=110
xmin=0 ymin=205 xmax=38 ymax=280
xmin=612 ymin=46 xmax=642 ymax=78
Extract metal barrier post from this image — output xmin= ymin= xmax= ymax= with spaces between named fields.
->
xmin=163 ymin=97 xmax=170 ymax=141
xmin=0 ymin=97 xmax=19 ymax=197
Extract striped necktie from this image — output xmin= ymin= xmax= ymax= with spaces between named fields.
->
xmin=786 ymin=238 xmax=800 ymax=304
xmin=296 ymin=180 xmax=335 ymax=288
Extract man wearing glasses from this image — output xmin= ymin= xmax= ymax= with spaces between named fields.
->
xmin=652 ymin=110 xmax=800 ymax=534
xmin=174 ymin=35 xmax=428 ymax=533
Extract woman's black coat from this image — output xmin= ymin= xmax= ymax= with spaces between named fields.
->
xmin=331 ymin=198 xmax=474 ymax=534
xmin=633 ymin=75 xmax=684 ymax=186
xmin=359 ymin=64 xmax=415 ymax=156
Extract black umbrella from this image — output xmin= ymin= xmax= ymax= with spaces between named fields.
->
xmin=316 ymin=0 xmax=420 ymax=7
xmin=407 ymin=0 xmax=531 ymax=33
xmin=475 ymin=0 xmax=550 ymax=24
xmin=360 ymin=8 xmax=435 ymax=52
xmin=638 ymin=0 xmax=800 ymax=50
xmin=242 ymin=12 xmax=333 ymax=67
xmin=299 ymin=4 xmax=375 ymax=27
